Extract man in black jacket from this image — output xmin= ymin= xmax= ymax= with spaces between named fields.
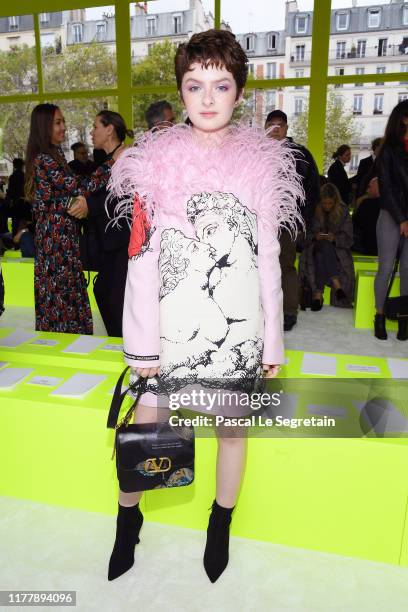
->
xmin=354 ymin=137 xmax=382 ymax=197
xmin=265 ymin=110 xmax=320 ymax=331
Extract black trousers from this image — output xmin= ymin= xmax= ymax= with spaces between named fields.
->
xmin=93 ymin=246 xmax=128 ymax=338
xmin=313 ymin=240 xmax=340 ymax=292
xmin=279 ymin=228 xmax=298 ymax=316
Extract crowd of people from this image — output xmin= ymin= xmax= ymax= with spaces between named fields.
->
xmin=0 ymin=27 xmax=407 ymax=585
xmin=0 ymin=95 xmax=407 ymax=341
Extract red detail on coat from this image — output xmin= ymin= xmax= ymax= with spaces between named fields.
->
xmin=128 ymin=193 xmax=151 ymax=257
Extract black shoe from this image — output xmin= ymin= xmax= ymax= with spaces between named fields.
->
xmin=203 ymin=499 xmax=234 ymax=583
xmin=374 ymin=314 xmax=387 ymax=340
xmin=108 ymin=503 xmax=143 ymax=581
xmin=283 ymin=314 xmax=297 ymax=331
xmin=311 ymin=297 xmax=323 ymax=312
xmin=397 ymin=319 xmax=408 ymax=341
xmin=335 ymin=288 xmax=347 ymax=302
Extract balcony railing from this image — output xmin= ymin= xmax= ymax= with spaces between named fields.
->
xmin=329 ymin=43 xmax=408 ymax=62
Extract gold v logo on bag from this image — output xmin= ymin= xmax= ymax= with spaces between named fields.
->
xmin=144 ymin=457 xmax=172 ymax=473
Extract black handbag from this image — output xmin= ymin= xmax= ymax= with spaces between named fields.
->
xmin=384 ymin=237 xmax=408 ymax=320
xmin=107 ymin=366 xmax=195 ymax=493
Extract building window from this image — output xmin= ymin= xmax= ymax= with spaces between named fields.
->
xmin=96 ymin=22 xmax=106 ymax=41
xmin=146 ymin=16 xmax=157 ymax=36
xmin=336 ymin=12 xmax=349 ymax=31
xmin=355 ymin=67 xmax=364 ymax=86
xmin=267 ymin=33 xmax=276 ymax=50
xmin=368 ymin=9 xmax=380 ymax=29
xmin=335 ymin=67 xmax=344 ymax=88
xmin=248 ymin=63 xmax=254 ymax=76
xmin=245 ymin=35 xmax=255 ymax=52
xmin=147 ymin=43 xmax=155 ymax=55
xmin=295 ymin=98 xmax=304 ymax=115
xmin=334 ymin=95 xmax=343 ymax=107
xmin=295 ymin=69 xmax=304 ymax=89
xmin=173 ymin=14 xmax=182 ymax=34
xmin=295 ymin=44 xmax=305 ymax=61
xmin=8 ymin=16 xmax=19 ymax=30
xmin=72 ymin=23 xmax=83 ymax=43
xmin=265 ymin=91 xmax=276 ymax=112
xmin=400 ymin=64 xmax=408 ymax=85
xmin=296 ymin=15 xmax=308 ymax=34
xmin=376 ymin=66 xmax=386 ymax=85
xmin=378 ymin=38 xmax=387 ymax=57
xmin=40 ymin=13 xmax=49 ymax=23
xmin=266 ymin=63 xmax=276 ymax=79
xmin=357 ymin=40 xmax=366 ymax=58
xmin=399 ymin=93 xmax=408 ymax=103
xmin=353 ymin=94 xmax=363 ymax=114
xmin=350 ymin=154 xmax=359 ymax=171
xmin=374 ymin=93 xmax=384 ymax=114
xmin=336 ymin=41 xmax=346 ymax=59
xmin=404 ymin=6 xmax=408 ymax=26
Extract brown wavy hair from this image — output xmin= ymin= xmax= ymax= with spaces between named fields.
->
xmin=315 ymin=183 xmax=344 ymax=226
xmin=175 ymin=29 xmax=248 ymax=99
xmin=25 ymin=103 xmax=62 ymax=202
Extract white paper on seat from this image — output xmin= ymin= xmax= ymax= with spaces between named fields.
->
xmin=387 ymin=359 xmax=408 ymax=379
xmin=301 ymin=353 xmax=337 ymax=376
xmin=102 ymin=343 xmax=123 ymax=352
xmin=346 ymin=364 xmax=380 ymax=374
xmin=27 ymin=376 xmax=63 ymax=387
xmin=50 ymin=373 xmax=106 ymax=398
xmin=0 ymin=368 xmax=33 ymax=388
xmin=30 ymin=338 xmax=59 ymax=347
xmin=62 ymin=336 xmax=106 ymax=354
xmin=0 ymin=330 xmax=38 ymax=348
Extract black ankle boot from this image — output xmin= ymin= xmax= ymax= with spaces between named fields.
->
xmin=203 ymin=499 xmax=234 ymax=583
xmin=374 ymin=314 xmax=387 ymax=340
xmin=108 ymin=503 xmax=143 ymax=581
xmin=397 ymin=319 xmax=408 ymax=341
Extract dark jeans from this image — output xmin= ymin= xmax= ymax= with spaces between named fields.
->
xmin=279 ymin=228 xmax=298 ymax=316
xmin=314 ymin=240 xmax=340 ymax=292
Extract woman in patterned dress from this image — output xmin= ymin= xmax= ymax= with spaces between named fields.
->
xmin=25 ymin=104 xmax=115 ymax=334
xmin=107 ymin=30 xmax=303 ymax=584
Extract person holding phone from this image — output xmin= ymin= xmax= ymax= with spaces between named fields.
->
xmin=25 ymin=104 xmax=117 ymax=334
xmin=298 ymin=182 xmax=355 ymax=311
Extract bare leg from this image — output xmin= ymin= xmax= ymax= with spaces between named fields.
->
xmin=215 ymin=425 xmax=248 ymax=507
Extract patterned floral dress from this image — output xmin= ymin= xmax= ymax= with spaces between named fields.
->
xmin=32 ymin=149 xmax=112 ymax=334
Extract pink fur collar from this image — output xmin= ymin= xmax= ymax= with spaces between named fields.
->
xmin=108 ymin=123 xmax=304 ymax=236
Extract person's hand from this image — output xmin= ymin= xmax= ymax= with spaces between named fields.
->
xmin=367 ymin=177 xmax=379 ymax=199
xmin=400 ymin=221 xmax=408 ymax=238
xmin=67 ymin=196 xmax=88 ymax=219
xmin=327 ymin=232 xmax=335 ymax=242
xmin=263 ymin=364 xmax=280 ymax=378
xmin=133 ymin=366 xmax=160 ymax=378
xmin=316 ymin=232 xmax=328 ymax=241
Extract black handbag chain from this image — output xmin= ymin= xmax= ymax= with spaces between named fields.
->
xmin=107 ymin=366 xmax=148 ymax=459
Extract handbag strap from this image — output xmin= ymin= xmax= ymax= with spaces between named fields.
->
xmin=385 ymin=236 xmax=406 ymax=302
xmin=107 ymin=366 xmax=148 ymax=429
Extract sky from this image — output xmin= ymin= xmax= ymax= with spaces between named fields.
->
xmin=87 ymin=1 xmax=391 ymax=34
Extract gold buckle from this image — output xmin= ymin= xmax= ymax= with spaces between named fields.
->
xmin=144 ymin=457 xmax=172 ymax=473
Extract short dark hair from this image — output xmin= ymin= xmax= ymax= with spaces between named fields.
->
xmin=265 ymin=110 xmax=288 ymax=125
xmin=332 ymin=144 xmax=350 ymax=160
xmin=145 ymin=100 xmax=173 ymax=129
xmin=71 ymin=142 xmax=86 ymax=152
xmin=371 ymin=137 xmax=382 ymax=151
xmin=13 ymin=158 xmax=24 ymax=170
xmin=175 ymin=29 xmax=248 ymax=98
